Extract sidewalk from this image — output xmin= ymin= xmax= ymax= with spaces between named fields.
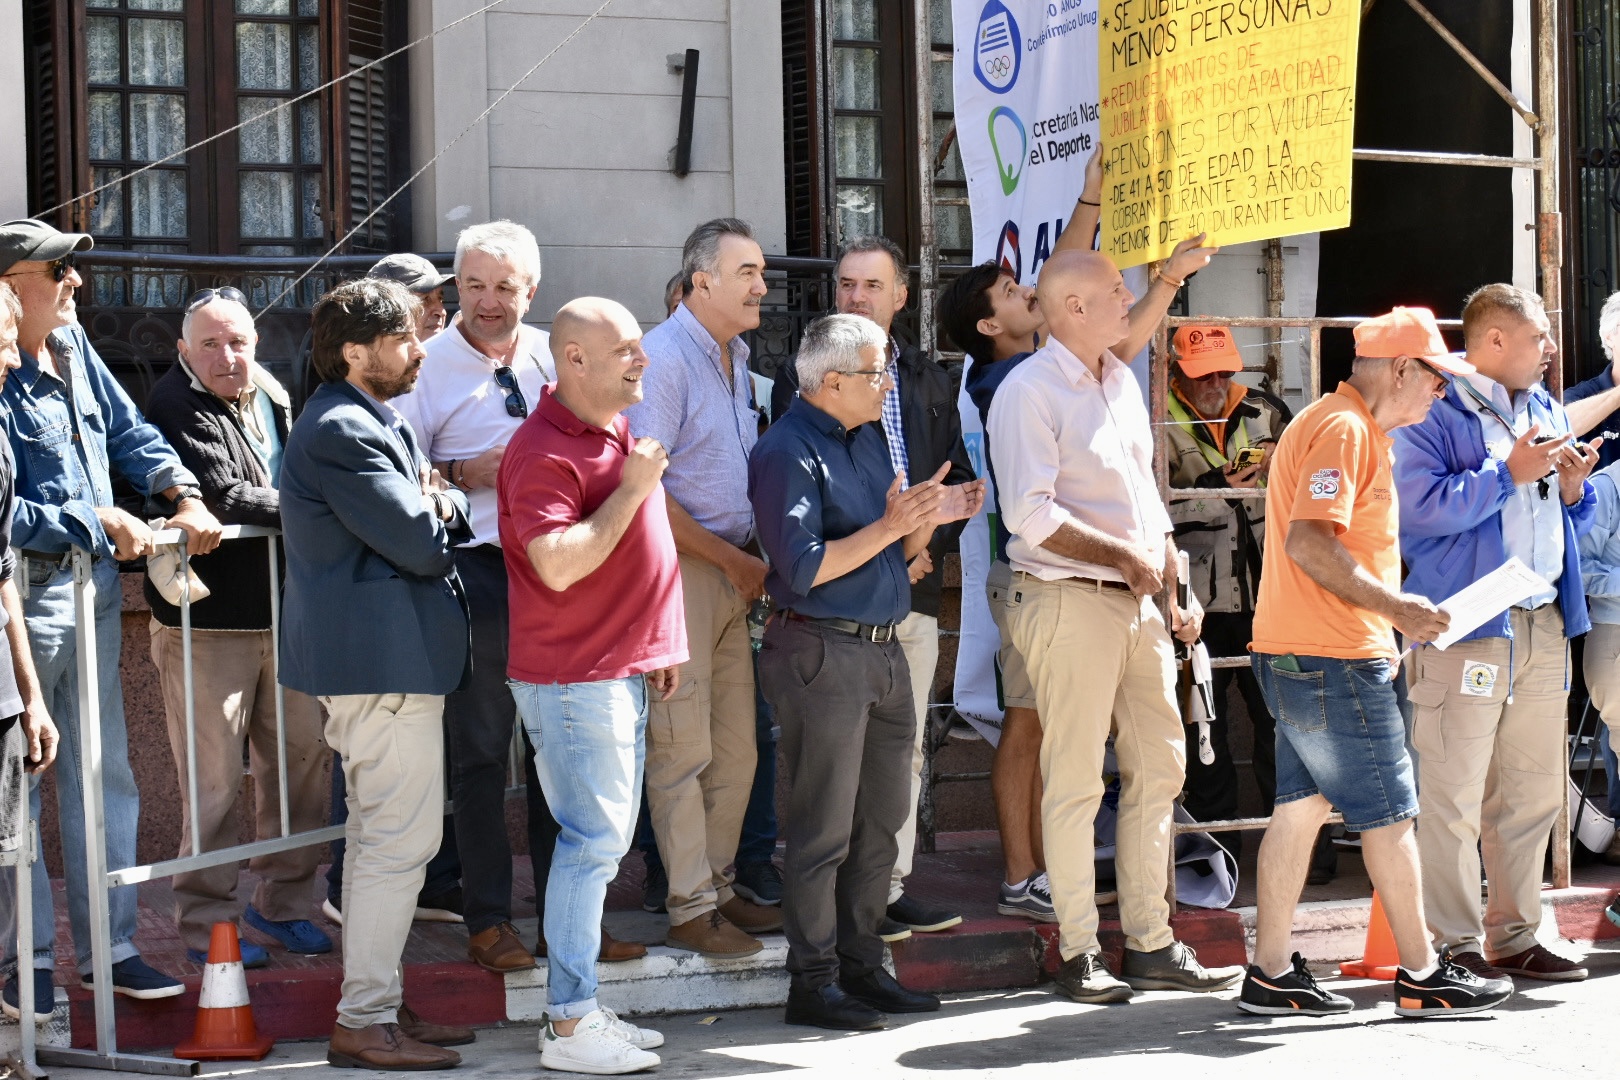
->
xmin=27 ymin=831 xmax=1620 ymax=1052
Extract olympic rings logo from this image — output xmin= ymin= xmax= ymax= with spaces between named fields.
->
xmin=983 ymin=55 xmax=1013 ymax=77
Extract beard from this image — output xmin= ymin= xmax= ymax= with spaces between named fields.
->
xmin=360 ymin=352 xmax=420 ymax=400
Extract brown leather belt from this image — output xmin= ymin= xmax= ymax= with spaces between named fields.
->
xmin=1013 ymin=570 xmax=1132 ymax=593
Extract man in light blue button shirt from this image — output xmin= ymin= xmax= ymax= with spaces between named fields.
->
xmin=626 ymin=218 xmax=782 ymax=958
xmin=1393 ymin=284 xmax=1598 ymax=981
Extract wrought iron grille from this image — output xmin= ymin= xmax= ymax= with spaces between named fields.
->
xmin=1574 ymin=0 xmax=1620 ymax=379
xmin=72 ymin=252 xmax=948 ymax=412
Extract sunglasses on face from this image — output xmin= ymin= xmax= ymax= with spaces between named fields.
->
xmin=494 ymin=365 xmax=527 ymax=418
xmin=4 ymin=254 xmax=76 ymax=283
xmin=185 ymin=285 xmax=249 ymax=313
xmin=1191 ymin=370 xmax=1234 ymax=383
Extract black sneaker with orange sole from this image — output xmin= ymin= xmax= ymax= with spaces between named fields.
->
xmin=1237 ymin=953 xmax=1354 ymax=1016
xmin=1393 ymin=949 xmax=1513 ymax=1018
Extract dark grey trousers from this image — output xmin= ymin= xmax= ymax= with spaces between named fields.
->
xmin=758 ymin=617 xmax=915 ymax=991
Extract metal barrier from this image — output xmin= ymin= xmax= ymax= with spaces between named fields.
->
xmin=4 ymin=725 xmax=45 ymax=1080
xmin=1150 ymin=312 xmax=1575 ymax=907
xmin=42 ymin=525 xmax=342 ymax=1076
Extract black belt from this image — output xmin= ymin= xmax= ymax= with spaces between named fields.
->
xmin=780 ymin=610 xmax=896 ymax=643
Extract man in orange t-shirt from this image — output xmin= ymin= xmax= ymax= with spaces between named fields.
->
xmin=1238 ymin=307 xmax=1513 ymax=1021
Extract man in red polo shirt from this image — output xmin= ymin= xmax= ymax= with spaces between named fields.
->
xmin=497 ymin=296 xmax=686 ymax=1075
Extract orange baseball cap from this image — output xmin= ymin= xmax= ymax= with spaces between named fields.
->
xmin=1353 ymin=307 xmax=1475 ymax=375
xmin=1172 ymin=326 xmax=1243 ymax=378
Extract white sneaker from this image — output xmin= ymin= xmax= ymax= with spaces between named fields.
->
xmin=321 ymin=898 xmax=343 ymax=926
xmin=540 ymin=1010 xmax=660 ymax=1074
xmin=599 ymin=1006 xmax=664 ymax=1050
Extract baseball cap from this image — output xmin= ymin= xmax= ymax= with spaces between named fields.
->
xmin=1172 ymin=325 xmax=1243 ymax=378
xmin=0 ymin=219 xmax=93 ymax=277
xmin=367 ymin=253 xmax=452 ymax=293
xmin=1353 ymin=306 xmax=1475 ymax=375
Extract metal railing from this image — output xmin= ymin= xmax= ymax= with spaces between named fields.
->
xmin=1150 ymin=312 xmax=1574 ymax=906
xmin=43 ymin=525 xmax=342 ymax=1076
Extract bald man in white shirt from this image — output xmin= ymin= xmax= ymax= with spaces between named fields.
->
xmin=988 ymin=250 xmax=1241 ymax=1005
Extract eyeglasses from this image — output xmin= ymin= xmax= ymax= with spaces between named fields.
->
xmin=1191 ymin=370 xmax=1234 ymax=382
xmin=3 ymin=254 xmax=76 ymax=283
xmin=1410 ymin=356 xmax=1450 ymax=383
xmin=494 ymin=365 xmax=527 ymax=418
xmin=185 ymin=286 xmax=249 ymax=313
xmin=838 ymin=367 xmax=890 ymax=385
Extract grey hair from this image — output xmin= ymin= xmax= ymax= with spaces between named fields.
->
xmin=181 ymin=294 xmax=254 ymax=344
xmin=0 ymin=281 xmax=19 ymax=328
xmin=454 ymin=219 xmax=541 ymax=286
xmin=1601 ymin=291 xmax=1620 ymax=361
xmin=837 ymin=234 xmax=908 ymax=286
xmin=796 ymin=313 xmax=889 ymax=394
xmin=681 ymin=218 xmax=754 ymax=289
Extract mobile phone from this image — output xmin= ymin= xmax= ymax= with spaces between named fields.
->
xmin=1230 ymin=446 xmax=1265 ymax=470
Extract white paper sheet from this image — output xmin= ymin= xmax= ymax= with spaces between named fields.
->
xmin=1429 ymin=557 xmax=1551 ymax=651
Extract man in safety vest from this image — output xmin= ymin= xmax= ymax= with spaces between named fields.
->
xmin=1165 ymin=326 xmax=1292 ymax=853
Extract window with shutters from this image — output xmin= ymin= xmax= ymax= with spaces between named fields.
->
xmin=779 ymin=0 xmax=969 ymax=264
xmin=22 ymin=0 xmax=410 ymax=257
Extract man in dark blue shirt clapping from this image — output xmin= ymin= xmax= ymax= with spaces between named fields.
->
xmin=750 ymin=314 xmax=982 ymax=1032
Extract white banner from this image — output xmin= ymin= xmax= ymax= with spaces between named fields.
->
xmin=951 ymin=0 xmax=1102 ymax=732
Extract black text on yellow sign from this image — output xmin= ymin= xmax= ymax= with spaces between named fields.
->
xmin=1099 ymin=0 xmax=1360 ymax=268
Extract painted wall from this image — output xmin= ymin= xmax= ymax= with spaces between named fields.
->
xmin=0 ymin=0 xmax=28 ymax=221
xmin=411 ymin=0 xmax=786 ymax=329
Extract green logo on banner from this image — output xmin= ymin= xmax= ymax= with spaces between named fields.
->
xmin=989 ymin=106 xmax=1027 ymax=196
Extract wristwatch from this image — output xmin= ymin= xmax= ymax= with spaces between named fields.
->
xmin=173 ymin=485 xmax=204 ymax=506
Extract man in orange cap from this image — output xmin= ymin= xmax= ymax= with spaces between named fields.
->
xmin=1241 ymin=306 xmax=1515 ymax=1019
xmin=1394 ymin=285 xmax=1598 ymax=983
xmin=1165 ymin=326 xmax=1294 ymax=861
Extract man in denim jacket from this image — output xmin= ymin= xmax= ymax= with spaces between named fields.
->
xmin=0 ymin=219 xmax=222 ymax=1009
xmin=1394 ymin=283 xmax=1597 ymax=982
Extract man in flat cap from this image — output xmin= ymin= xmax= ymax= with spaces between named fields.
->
xmin=0 ymin=218 xmax=222 ymax=1011
xmin=369 ymin=254 xmax=453 ymax=342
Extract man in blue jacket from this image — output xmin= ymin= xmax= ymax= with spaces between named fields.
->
xmin=280 ymin=278 xmax=472 ymax=1070
xmin=1394 ymin=283 xmax=1598 ymax=983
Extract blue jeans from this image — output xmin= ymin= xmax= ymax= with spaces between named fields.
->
xmin=509 ymin=675 xmax=646 ymax=1020
xmin=0 ymin=558 xmax=141 ymax=974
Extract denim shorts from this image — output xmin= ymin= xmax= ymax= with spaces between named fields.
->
xmin=1251 ymin=652 xmax=1418 ymax=832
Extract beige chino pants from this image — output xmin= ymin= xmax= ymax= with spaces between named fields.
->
xmin=149 ymin=623 xmax=328 ymax=953
xmin=889 ymin=611 xmax=940 ymax=903
xmin=1410 ymin=604 xmax=1567 ymax=958
xmin=321 ymin=691 xmax=445 ymax=1030
xmin=1584 ymin=620 xmax=1620 ymax=756
xmin=1006 ymin=575 xmax=1184 ymax=961
xmin=646 ymin=555 xmax=757 ymax=923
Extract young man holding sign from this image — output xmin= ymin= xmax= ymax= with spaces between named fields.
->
xmin=1393 ymin=285 xmax=1596 ymax=982
xmin=1242 ymin=307 xmax=1512 ymax=1019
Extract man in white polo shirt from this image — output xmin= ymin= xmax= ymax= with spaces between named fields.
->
xmin=987 ymin=249 xmax=1241 ymax=1004
xmin=395 ymin=220 xmax=576 ymax=974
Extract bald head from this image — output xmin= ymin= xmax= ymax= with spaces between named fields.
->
xmin=1034 ymin=250 xmax=1133 ymax=361
xmin=548 ymin=296 xmax=649 ymax=425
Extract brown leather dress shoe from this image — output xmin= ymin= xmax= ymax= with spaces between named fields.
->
xmin=667 ymin=910 xmax=763 ymax=959
xmin=534 ymin=927 xmax=649 ymax=963
xmin=397 ymin=1003 xmax=475 ymax=1047
xmin=718 ymin=895 xmax=784 ymax=934
xmin=467 ymin=922 xmax=536 ymax=973
xmin=327 ymin=1022 xmax=461 ymax=1070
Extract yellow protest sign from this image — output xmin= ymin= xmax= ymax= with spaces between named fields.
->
xmin=1099 ymin=1 xmax=1361 ymax=268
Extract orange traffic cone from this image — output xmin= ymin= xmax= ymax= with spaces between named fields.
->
xmin=173 ymin=922 xmax=275 ymax=1061
xmin=1339 ymin=891 xmax=1400 ymax=981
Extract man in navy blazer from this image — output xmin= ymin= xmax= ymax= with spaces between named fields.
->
xmin=279 ymin=278 xmax=472 ymax=1071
